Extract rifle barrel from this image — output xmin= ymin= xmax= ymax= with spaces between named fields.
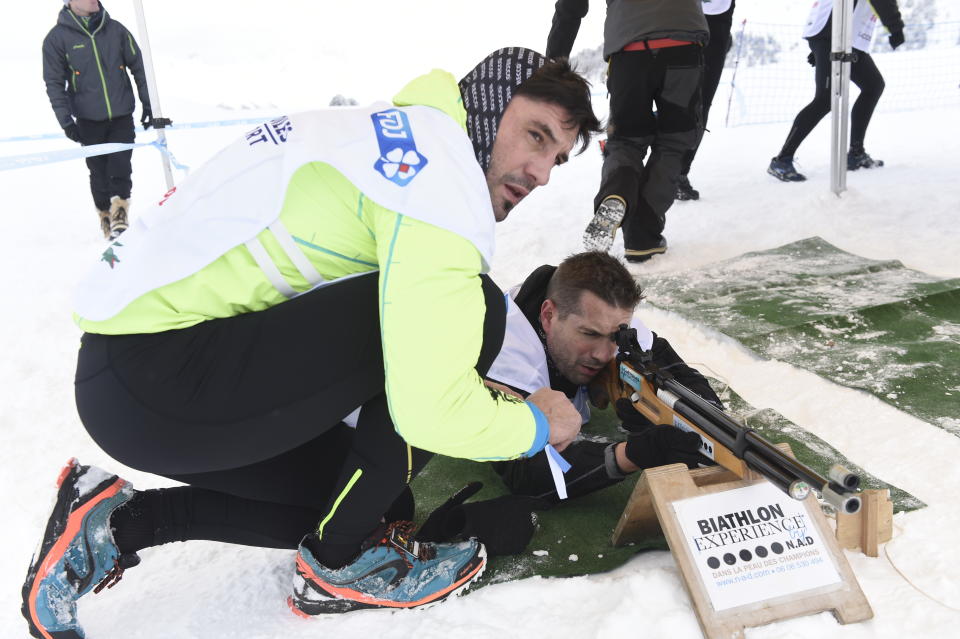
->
xmin=661 ymin=373 xmax=859 ymax=512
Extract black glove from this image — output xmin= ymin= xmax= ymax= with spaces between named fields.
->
xmin=615 ymin=397 xmax=654 ymax=433
xmin=417 ymin=482 xmax=483 ymax=541
xmin=624 ymin=426 xmax=704 ymax=470
xmin=807 ymin=51 xmax=816 ymax=67
xmin=64 ymin=123 xmax=81 ymax=143
xmin=888 ymin=29 xmax=905 ymax=50
xmin=141 ymin=107 xmax=153 ymax=130
xmin=417 ymin=483 xmax=548 ymax=556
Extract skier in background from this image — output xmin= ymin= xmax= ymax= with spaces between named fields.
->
xmin=43 ymin=0 xmax=153 ymax=239
xmin=768 ymin=0 xmax=905 ymax=182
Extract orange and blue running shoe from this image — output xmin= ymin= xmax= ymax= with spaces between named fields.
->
xmin=289 ymin=521 xmax=486 ymax=616
xmin=21 ymin=458 xmax=139 ymax=639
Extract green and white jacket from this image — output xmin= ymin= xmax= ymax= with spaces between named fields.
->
xmin=74 ymin=70 xmax=549 ymax=463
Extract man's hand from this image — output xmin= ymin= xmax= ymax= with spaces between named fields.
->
xmin=141 ymin=107 xmax=153 ymax=130
xmin=615 ymin=397 xmax=654 ymax=432
xmin=888 ymin=29 xmax=905 ymax=50
xmin=527 ymin=387 xmax=581 ymax=452
xmin=64 ymin=123 xmax=81 ymax=143
xmin=807 ymin=51 xmax=816 ymax=67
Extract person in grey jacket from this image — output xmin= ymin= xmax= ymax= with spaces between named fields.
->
xmin=547 ymin=0 xmax=708 ymax=263
xmin=43 ymin=0 xmax=152 ymax=239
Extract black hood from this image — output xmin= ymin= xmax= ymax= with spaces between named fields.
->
xmin=458 ymin=47 xmax=546 ymax=173
xmin=58 ymin=3 xmax=107 ymax=35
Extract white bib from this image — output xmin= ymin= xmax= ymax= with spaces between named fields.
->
xmin=702 ymin=0 xmax=733 ymax=16
xmin=803 ymin=0 xmax=879 ymax=51
xmin=76 ymin=104 xmax=493 ymax=321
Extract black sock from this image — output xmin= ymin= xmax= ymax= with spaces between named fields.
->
xmin=109 ymin=491 xmax=157 ymax=555
xmin=301 ymin=532 xmax=361 ymax=570
xmin=110 ymin=487 xmax=324 ymax=554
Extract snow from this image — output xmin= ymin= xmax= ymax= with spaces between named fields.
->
xmin=3 ymin=1 xmax=960 ymax=637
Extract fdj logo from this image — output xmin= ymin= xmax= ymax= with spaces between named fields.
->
xmin=371 ymin=109 xmax=428 ymax=186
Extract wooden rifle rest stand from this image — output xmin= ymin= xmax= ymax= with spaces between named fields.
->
xmin=611 ymin=444 xmax=873 ymax=639
xmin=836 ymin=488 xmax=893 ymax=557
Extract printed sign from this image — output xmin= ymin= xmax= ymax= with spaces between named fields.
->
xmin=673 ymin=482 xmax=841 ymax=611
xmin=246 ymin=116 xmax=293 ymax=147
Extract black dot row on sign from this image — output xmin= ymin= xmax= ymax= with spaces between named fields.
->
xmin=706 ymin=542 xmax=785 ymax=569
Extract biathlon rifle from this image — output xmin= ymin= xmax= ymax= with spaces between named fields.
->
xmin=601 ymin=324 xmax=862 ymax=515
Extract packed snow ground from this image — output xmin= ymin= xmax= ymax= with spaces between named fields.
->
xmin=3 ymin=2 xmax=960 ymax=637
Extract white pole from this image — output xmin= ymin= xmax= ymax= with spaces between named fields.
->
xmin=724 ymin=19 xmax=748 ymax=129
xmin=830 ymin=0 xmax=853 ymax=196
xmin=132 ymin=0 xmax=174 ymax=190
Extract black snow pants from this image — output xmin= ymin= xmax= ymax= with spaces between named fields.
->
xmin=595 ymin=44 xmax=703 ymax=251
xmin=778 ymin=38 xmax=885 ymax=159
xmin=75 ymin=271 xmax=506 ymax=559
xmin=76 ymin=114 xmax=135 ymax=211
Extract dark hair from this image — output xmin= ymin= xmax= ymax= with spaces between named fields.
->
xmin=514 ymin=58 xmax=602 ymax=156
xmin=546 ymin=251 xmax=644 ymax=318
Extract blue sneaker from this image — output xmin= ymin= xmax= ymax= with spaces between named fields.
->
xmin=288 ymin=521 xmax=486 ymax=616
xmin=22 ymin=459 xmax=138 ymax=639
xmin=767 ymin=156 xmax=807 ymax=182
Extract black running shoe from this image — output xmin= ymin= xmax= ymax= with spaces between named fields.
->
xmin=847 ymin=148 xmax=884 ymax=170
xmin=767 ymin=156 xmax=807 ymax=182
xmin=675 ymin=175 xmax=700 ymax=201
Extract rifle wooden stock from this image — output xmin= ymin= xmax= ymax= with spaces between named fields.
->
xmin=613 ymin=360 xmax=749 ymax=478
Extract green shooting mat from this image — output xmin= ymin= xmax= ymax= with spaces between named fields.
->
xmin=640 ymin=237 xmax=960 ymax=436
xmin=410 ymin=383 xmax=921 ymax=585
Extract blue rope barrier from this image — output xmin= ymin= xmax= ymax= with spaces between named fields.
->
xmin=0 ymin=116 xmax=276 ymax=145
xmin=0 ymin=115 xmax=283 ymax=172
xmin=0 ymin=138 xmax=196 ymax=173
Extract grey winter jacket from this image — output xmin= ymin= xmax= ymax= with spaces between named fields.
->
xmin=42 ymin=4 xmax=150 ymax=129
xmin=546 ymin=0 xmax=709 ymax=61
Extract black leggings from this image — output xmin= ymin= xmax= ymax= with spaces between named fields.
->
xmin=76 ymin=272 xmax=505 ymax=554
xmin=778 ymin=38 xmax=885 ymax=159
xmin=681 ymin=10 xmax=733 ymax=176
